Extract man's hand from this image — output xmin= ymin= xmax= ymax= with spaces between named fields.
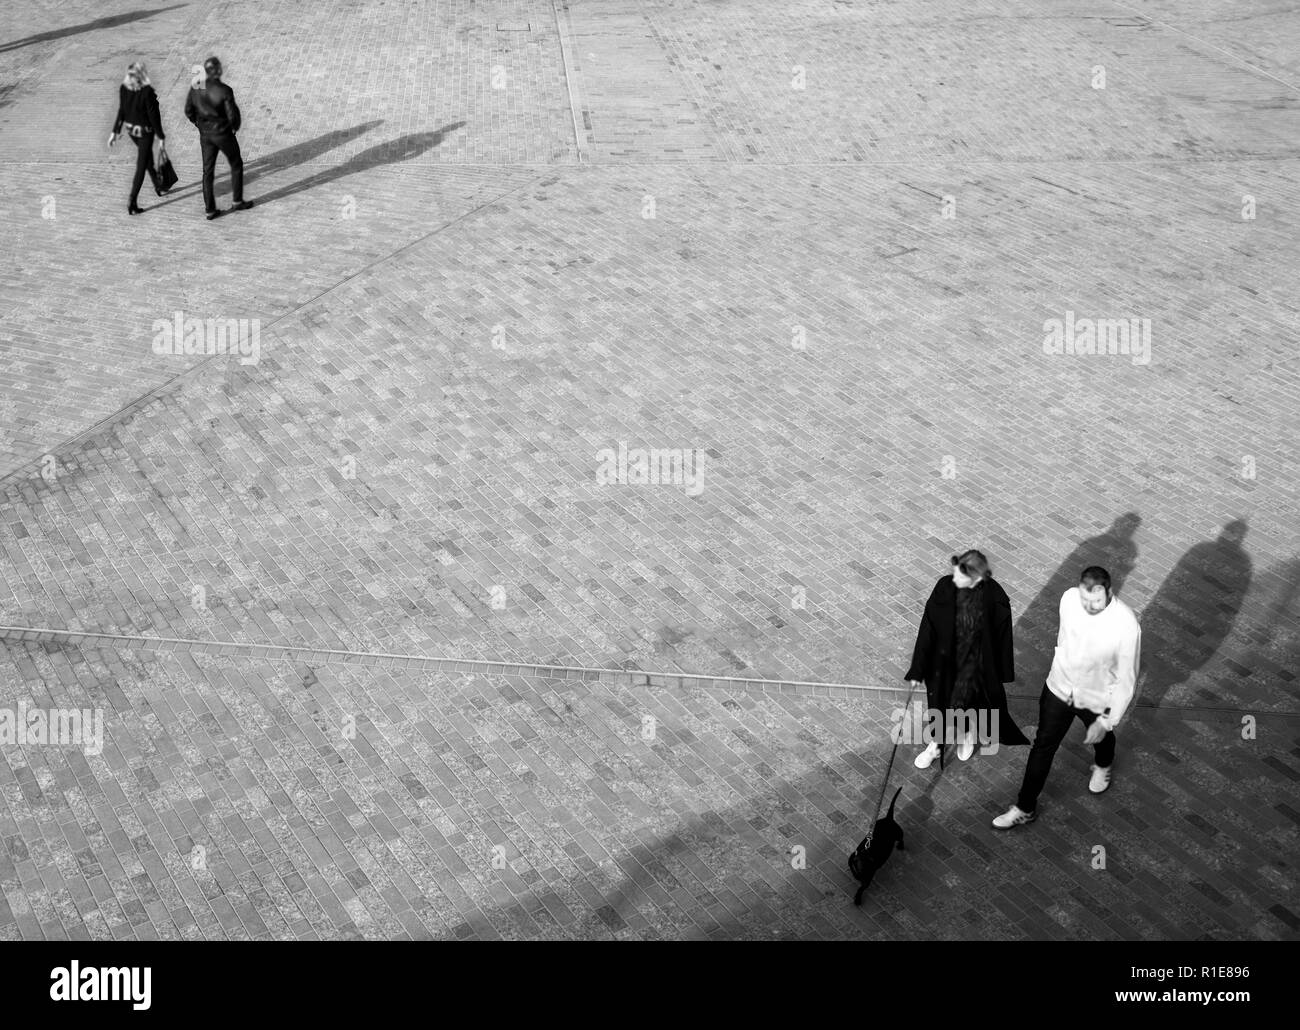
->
xmin=1084 ymin=720 xmax=1108 ymax=745
xmin=107 ymin=132 xmax=117 ymax=148
xmin=908 ymin=679 xmax=923 ymax=689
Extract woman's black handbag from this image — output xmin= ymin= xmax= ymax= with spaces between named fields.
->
xmin=156 ymin=145 xmax=178 ymax=192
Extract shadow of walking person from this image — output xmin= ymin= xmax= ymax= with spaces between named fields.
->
xmin=1137 ymin=519 xmax=1253 ymax=709
xmin=514 ymin=745 xmax=1003 ymax=940
xmin=240 ymin=119 xmax=386 ymax=188
xmin=1013 ymin=512 xmax=1142 ymax=690
xmin=0 ymin=5 xmax=187 ymax=53
xmin=250 ymin=123 xmax=467 ymax=208
xmin=551 ymin=757 xmax=868 ymax=940
xmin=147 ymin=119 xmax=386 ymax=210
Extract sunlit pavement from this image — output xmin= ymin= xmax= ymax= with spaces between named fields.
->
xmin=0 ymin=0 xmax=1296 ymax=939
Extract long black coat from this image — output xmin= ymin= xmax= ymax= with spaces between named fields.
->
xmin=903 ymin=576 xmax=1029 ymax=746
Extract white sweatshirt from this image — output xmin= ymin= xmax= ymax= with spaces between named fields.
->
xmin=1046 ymin=587 xmax=1141 ymax=730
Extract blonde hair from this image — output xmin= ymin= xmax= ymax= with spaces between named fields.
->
xmin=123 ymin=62 xmax=150 ymax=90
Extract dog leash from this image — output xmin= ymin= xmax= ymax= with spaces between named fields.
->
xmin=861 ymin=679 xmax=919 ymax=848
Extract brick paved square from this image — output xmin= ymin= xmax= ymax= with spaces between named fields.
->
xmin=1 ymin=0 xmax=1297 ymax=941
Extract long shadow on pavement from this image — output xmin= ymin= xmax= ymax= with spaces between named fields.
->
xmin=241 ymin=120 xmax=388 ymax=188
xmin=496 ymin=748 xmax=956 ymax=940
xmin=1137 ymin=519 xmax=1253 ymax=709
xmin=248 ymin=123 xmax=467 ymax=208
xmin=145 ymin=119 xmax=386 ymax=211
xmin=504 ymin=733 xmax=1280 ymax=940
xmin=507 ymin=756 xmax=1007 ymax=939
xmin=566 ymin=761 xmax=871 ymax=940
xmin=0 ymin=5 xmax=188 ymax=53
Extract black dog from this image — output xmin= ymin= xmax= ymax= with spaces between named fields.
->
xmin=848 ymin=786 xmax=905 ymax=905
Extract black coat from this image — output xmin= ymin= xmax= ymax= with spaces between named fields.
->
xmin=903 ymin=576 xmax=1029 ymax=746
xmin=113 ymin=84 xmax=165 ymax=138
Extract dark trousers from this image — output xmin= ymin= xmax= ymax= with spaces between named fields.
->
xmin=129 ymin=133 xmax=159 ymax=204
xmin=200 ymin=132 xmax=244 ymax=211
xmin=1016 ymin=683 xmax=1116 ymax=813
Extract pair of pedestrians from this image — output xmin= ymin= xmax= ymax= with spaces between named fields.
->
xmin=904 ymin=550 xmax=1141 ymax=828
xmin=108 ymin=57 xmax=252 ymax=220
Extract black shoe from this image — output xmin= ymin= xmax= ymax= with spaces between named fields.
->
xmin=232 ymin=200 xmax=254 ymax=211
xmin=155 ymin=187 xmax=170 ymax=197
xmin=128 ymin=203 xmax=144 ymax=215
xmin=206 ymin=208 xmax=224 ymax=220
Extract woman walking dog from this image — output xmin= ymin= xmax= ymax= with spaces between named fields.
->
xmin=108 ymin=62 xmax=170 ymax=214
xmin=904 ymin=550 xmax=1029 ymax=767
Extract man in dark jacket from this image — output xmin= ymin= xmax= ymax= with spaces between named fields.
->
xmin=184 ymin=56 xmax=253 ymax=220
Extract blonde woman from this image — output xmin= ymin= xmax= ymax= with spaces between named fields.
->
xmin=108 ymin=62 xmax=168 ymax=214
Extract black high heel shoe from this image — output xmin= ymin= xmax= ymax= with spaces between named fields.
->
xmin=128 ymin=203 xmax=144 ymax=215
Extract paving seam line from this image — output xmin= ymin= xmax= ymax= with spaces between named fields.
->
xmin=550 ymin=0 xmax=587 ymax=163
xmin=0 ymin=170 xmax=548 ymax=489
xmin=1103 ymin=0 xmax=1300 ymax=94
xmin=0 ymin=625 xmax=1291 ymax=718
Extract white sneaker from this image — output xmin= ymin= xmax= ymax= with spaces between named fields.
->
xmin=1089 ymin=765 xmax=1112 ymax=794
xmin=914 ymin=742 xmax=941 ymax=769
xmin=957 ymin=730 xmax=975 ymax=762
xmin=992 ymin=805 xmax=1036 ymax=830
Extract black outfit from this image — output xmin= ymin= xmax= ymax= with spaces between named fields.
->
xmin=904 ymin=576 xmax=1030 ymax=748
xmin=1016 ymin=684 xmax=1115 ymax=813
xmin=113 ymin=84 xmax=166 ymax=205
xmin=951 ymin=587 xmax=982 ymax=710
xmin=184 ymin=79 xmax=245 ymax=212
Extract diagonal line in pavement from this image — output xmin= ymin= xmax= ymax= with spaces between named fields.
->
xmin=0 ymin=167 xmax=549 ymax=486
xmin=1102 ymin=0 xmax=1300 ymax=95
xmin=549 ymin=0 xmax=587 ymax=162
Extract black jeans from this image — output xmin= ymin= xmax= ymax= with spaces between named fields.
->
xmin=1016 ymin=683 xmax=1116 ymax=813
xmin=130 ymin=132 xmax=159 ymax=204
xmin=199 ymin=132 xmax=244 ymax=211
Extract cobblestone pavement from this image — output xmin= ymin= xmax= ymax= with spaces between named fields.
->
xmin=1 ymin=0 xmax=1297 ymax=939
xmin=0 ymin=644 xmax=1293 ymax=941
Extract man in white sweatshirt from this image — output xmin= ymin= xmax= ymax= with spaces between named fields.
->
xmin=993 ymin=565 xmax=1141 ymax=829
